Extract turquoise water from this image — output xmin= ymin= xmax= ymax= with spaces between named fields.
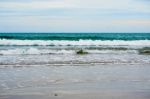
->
xmin=0 ymin=33 xmax=150 ymax=65
xmin=0 ymin=33 xmax=150 ymax=40
xmin=0 ymin=33 xmax=150 ymax=46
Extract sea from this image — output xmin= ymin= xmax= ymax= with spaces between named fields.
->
xmin=0 ymin=33 xmax=150 ymax=66
xmin=1 ymin=33 xmax=150 ymax=98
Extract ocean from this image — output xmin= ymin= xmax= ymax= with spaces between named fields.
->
xmin=0 ymin=33 xmax=150 ymax=66
xmin=1 ymin=33 xmax=150 ymax=99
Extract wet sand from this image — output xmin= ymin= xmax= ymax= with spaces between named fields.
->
xmin=1 ymin=91 xmax=150 ymax=99
xmin=0 ymin=64 xmax=150 ymax=99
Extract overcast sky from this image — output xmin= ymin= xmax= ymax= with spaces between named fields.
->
xmin=0 ymin=0 xmax=150 ymax=32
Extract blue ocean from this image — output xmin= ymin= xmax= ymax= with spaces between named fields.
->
xmin=0 ymin=33 xmax=150 ymax=40
xmin=0 ymin=33 xmax=150 ymax=46
xmin=0 ymin=33 xmax=150 ymax=66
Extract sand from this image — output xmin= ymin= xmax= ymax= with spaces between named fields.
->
xmin=0 ymin=64 xmax=150 ymax=99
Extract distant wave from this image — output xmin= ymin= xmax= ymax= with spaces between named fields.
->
xmin=0 ymin=39 xmax=150 ymax=46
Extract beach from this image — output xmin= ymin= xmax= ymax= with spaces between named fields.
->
xmin=0 ymin=0 xmax=150 ymax=97
xmin=0 ymin=64 xmax=150 ymax=99
xmin=0 ymin=33 xmax=150 ymax=99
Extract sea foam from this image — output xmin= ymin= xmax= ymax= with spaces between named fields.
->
xmin=0 ymin=48 xmax=137 ymax=55
xmin=0 ymin=39 xmax=150 ymax=46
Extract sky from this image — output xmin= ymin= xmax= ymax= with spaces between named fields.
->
xmin=0 ymin=0 xmax=150 ymax=33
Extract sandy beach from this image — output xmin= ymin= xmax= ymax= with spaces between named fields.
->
xmin=0 ymin=64 xmax=150 ymax=99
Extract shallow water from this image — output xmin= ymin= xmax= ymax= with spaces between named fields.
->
xmin=0 ymin=33 xmax=150 ymax=65
xmin=0 ymin=64 xmax=150 ymax=99
xmin=0 ymin=48 xmax=150 ymax=66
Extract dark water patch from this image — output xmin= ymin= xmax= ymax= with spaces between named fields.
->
xmin=86 ymin=47 xmax=129 ymax=50
xmin=76 ymin=49 xmax=88 ymax=55
xmin=139 ymin=47 xmax=150 ymax=55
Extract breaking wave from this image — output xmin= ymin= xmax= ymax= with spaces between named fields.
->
xmin=0 ymin=47 xmax=137 ymax=55
xmin=0 ymin=39 xmax=150 ymax=46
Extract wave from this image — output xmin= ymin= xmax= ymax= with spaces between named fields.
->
xmin=0 ymin=48 xmax=137 ymax=55
xmin=0 ymin=48 xmax=74 ymax=55
xmin=0 ymin=39 xmax=150 ymax=46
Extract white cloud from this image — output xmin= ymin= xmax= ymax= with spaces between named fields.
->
xmin=0 ymin=1 xmax=75 ymax=9
xmin=0 ymin=0 xmax=150 ymax=32
xmin=0 ymin=0 xmax=150 ymax=11
xmin=68 ymin=0 xmax=150 ymax=13
xmin=0 ymin=15 xmax=150 ymax=32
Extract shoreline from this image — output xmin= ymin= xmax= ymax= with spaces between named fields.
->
xmin=0 ymin=64 xmax=150 ymax=99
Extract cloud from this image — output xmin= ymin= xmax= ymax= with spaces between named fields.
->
xmin=0 ymin=0 xmax=55 ymax=2
xmin=0 ymin=0 xmax=150 ymax=15
xmin=0 ymin=0 xmax=150 ymax=10
xmin=0 ymin=0 xmax=150 ymax=32
xmin=0 ymin=15 xmax=150 ymax=32
xmin=0 ymin=1 xmax=74 ymax=10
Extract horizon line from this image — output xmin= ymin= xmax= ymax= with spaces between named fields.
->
xmin=0 ymin=32 xmax=150 ymax=33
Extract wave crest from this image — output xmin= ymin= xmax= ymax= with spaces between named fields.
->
xmin=0 ymin=39 xmax=150 ymax=46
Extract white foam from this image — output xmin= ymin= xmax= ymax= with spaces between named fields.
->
xmin=0 ymin=48 xmax=40 ymax=55
xmin=87 ymin=50 xmax=137 ymax=54
xmin=0 ymin=39 xmax=150 ymax=46
xmin=0 ymin=48 xmax=137 ymax=55
xmin=0 ymin=48 xmax=75 ymax=55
